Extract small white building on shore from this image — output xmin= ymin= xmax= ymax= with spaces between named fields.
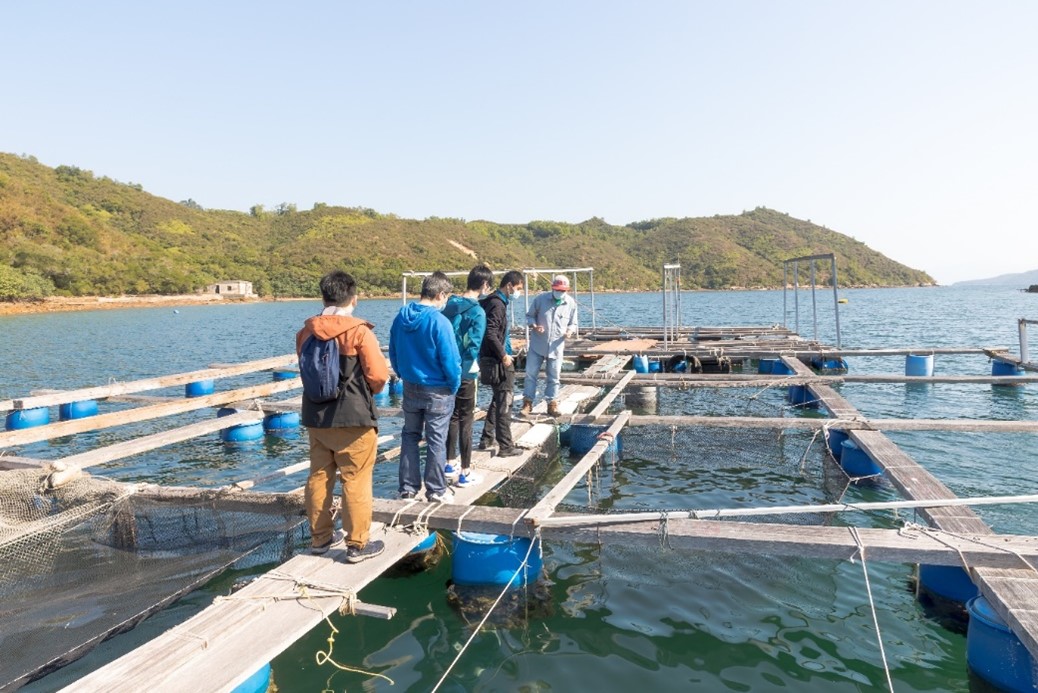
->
xmin=203 ymin=280 xmax=256 ymax=298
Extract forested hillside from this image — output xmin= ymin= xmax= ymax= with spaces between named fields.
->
xmin=0 ymin=153 xmax=934 ymax=299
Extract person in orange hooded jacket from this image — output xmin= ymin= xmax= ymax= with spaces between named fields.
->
xmin=296 ymin=270 xmax=388 ymax=562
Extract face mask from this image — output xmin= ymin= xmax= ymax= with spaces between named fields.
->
xmin=512 ymin=288 xmax=523 ymax=299
xmin=552 ymin=290 xmax=565 ymax=300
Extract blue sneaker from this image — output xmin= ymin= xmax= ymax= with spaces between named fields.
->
xmin=444 ymin=461 xmax=460 ymax=479
xmin=456 ymin=471 xmax=483 ymax=488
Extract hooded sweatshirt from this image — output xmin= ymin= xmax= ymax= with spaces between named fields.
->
xmin=389 ymin=302 xmax=462 ymax=393
xmin=295 ymin=314 xmax=388 ymax=429
xmin=442 ymin=295 xmax=486 ymax=380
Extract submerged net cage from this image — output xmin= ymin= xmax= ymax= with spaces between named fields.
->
xmin=0 ymin=468 xmax=304 ymax=690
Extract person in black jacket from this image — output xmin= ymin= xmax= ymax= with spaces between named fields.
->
xmin=477 ymin=270 xmax=525 ymax=457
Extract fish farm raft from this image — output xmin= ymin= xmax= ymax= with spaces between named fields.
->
xmin=3 ymin=259 xmax=1038 ymax=692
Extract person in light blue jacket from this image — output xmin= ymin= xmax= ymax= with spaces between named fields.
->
xmin=389 ymin=272 xmax=462 ymax=502
xmin=522 ymin=274 xmax=578 ymax=417
xmin=442 ymin=264 xmax=492 ymax=487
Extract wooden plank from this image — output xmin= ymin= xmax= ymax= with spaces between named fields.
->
xmin=0 ymin=379 xmax=299 ymax=448
xmin=0 ymin=455 xmax=48 ymax=470
xmin=366 ymin=501 xmax=1038 ymax=568
xmin=601 ymin=415 xmax=1038 ymax=433
xmin=586 ymin=338 xmax=656 ymax=353
xmin=10 ymin=354 xmax=297 ymax=410
xmin=526 ymin=410 xmax=630 ymax=524
xmin=585 ymin=371 xmax=636 ymax=419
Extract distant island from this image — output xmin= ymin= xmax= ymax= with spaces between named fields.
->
xmin=0 ymin=152 xmax=935 ymax=301
xmin=954 ymin=268 xmax=1038 ymax=289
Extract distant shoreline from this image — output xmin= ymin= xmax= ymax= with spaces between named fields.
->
xmin=0 ymin=283 xmax=941 ymax=317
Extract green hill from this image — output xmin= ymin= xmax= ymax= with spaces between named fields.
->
xmin=0 ymin=153 xmax=934 ymax=300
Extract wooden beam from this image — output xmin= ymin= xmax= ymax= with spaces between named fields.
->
xmin=0 ymin=379 xmax=299 ymax=448
xmin=9 ymin=354 xmax=297 ymax=411
xmin=585 ymin=370 xmax=636 ymax=419
xmin=526 ymin=410 xmax=630 ymax=524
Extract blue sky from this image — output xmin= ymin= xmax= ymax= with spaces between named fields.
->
xmin=2 ymin=1 xmax=1035 ymax=284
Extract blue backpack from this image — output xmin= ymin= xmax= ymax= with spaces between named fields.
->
xmin=298 ymin=333 xmax=342 ymax=403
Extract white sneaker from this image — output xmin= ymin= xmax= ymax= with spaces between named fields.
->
xmin=428 ymin=489 xmax=455 ymax=504
xmin=444 ymin=460 xmax=460 ymax=479
xmin=456 ymin=471 xmax=483 ymax=487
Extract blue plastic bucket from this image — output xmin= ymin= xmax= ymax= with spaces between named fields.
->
xmin=633 ymin=355 xmax=650 ymax=373
xmin=451 ymin=532 xmax=542 ymax=587
xmin=263 ymin=411 xmax=300 ymax=433
xmin=59 ymin=400 xmax=99 ymax=421
xmin=840 ymin=439 xmax=882 ymax=477
xmin=185 ymin=379 xmax=215 ymax=397
xmin=757 ymin=359 xmax=777 ymax=374
xmin=647 ymin=360 xmax=661 ymax=373
xmin=905 ymin=354 xmax=934 ymax=377
xmin=569 ymin=424 xmax=622 ymax=456
xmin=967 ymin=595 xmax=1037 ymax=692
xmin=272 ymin=369 xmax=297 ymax=382
xmin=825 ymin=429 xmax=848 ymax=459
xmin=231 ymin=662 xmax=271 ymax=693
xmin=5 ymin=407 xmax=50 ymax=430
xmin=919 ymin=564 xmax=978 ymax=604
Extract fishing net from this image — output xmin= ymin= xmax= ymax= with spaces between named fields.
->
xmin=0 ymin=468 xmax=305 ymax=690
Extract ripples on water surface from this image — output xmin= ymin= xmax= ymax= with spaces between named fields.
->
xmin=6 ymin=286 xmax=1037 ymax=691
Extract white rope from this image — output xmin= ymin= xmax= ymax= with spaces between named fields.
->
xmin=456 ymin=506 xmax=475 ymax=535
xmin=388 ymin=498 xmax=419 ymax=529
xmin=430 ymin=531 xmax=541 ymax=693
xmin=849 ymin=527 xmax=895 ymax=693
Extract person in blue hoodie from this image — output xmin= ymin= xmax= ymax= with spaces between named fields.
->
xmin=442 ymin=264 xmax=493 ymax=488
xmin=389 ymin=271 xmax=462 ymax=502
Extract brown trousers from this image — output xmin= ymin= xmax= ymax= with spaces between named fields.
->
xmin=305 ymin=426 xmax=378 ymax=549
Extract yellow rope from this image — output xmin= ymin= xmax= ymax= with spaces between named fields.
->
xmin=301 ymin=585 xmax=396 ymax=685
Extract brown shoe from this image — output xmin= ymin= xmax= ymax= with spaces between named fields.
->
xmin=547 ymin=400 xmax=561 ymax=417
xmin=520 ymin=398 xmax=533 ymax=416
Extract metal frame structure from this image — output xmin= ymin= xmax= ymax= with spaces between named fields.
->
xmin=662 ymin=263 xmax=681 ymax=349
xmin=1020 ymin=318 xmax=1037 ymax=366
xmin=783 ymin=253 xmax=842 ymax=348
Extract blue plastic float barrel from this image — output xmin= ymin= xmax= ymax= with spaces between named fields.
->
xmin=811 ymin=356 xmax=849 ymax=373
xmin=771 ymin=361 xmax=796 ymax=376
xmin=787 ymin=385 xmax=818 ymax=408
xmin=230 ymin=662 xmax=271 ymax=693
xmin=410 ymin=532 xmax=437 ymax=554
xmin=992 ymin=360 xmax=1024 ymax=385
xmin=905 ymin=354 xmax=934 ymax=377
xmin=568 ymin=424 xmax=622 ymax=456
xmin=5 ymin=407 xmax=50 ymax=430
xmin=373 ymin=384 xmax=391 ymax=406
xmin=451 ymin=532 xmax=543 ymax=587
xmin=840 ymin=439 xmax=882 ymax=477
xmin=633 ymin=355 xmax=650 ymax=373
xmin=918 ymin=564 xmax=978 ymax=604
xmin=825 ymin=429 xmax=848 ymax=459
xmin=185 ymin=379 xmax=215 ymax=397
xmin=967 ymin=595 xmax=1037 ymax=692
xmin=647 ymin=360 xmax=661 ymax=373
xmin=757 ymin=359 xmax=777 ymax=374
xmin=217 ymin=408 xmax=264 ymax=443
xmin=263 ymin=411 xmax=300 ymax=433
xmin=272 ymin=369 xmax=297 ymax=382
xmin=59 ymin=400 xmax=99 ymax=421
xmin=390 ymin=378 xmax=404 ymax=395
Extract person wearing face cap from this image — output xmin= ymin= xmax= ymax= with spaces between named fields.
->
xmin=522 ymin=274 xmax=578 ymax=418
xmin=389 ymin=271 xmax=462 ymax=503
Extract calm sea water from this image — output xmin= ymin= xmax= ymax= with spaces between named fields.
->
xmin=6 ymin=286 xmax=1038 ymax=692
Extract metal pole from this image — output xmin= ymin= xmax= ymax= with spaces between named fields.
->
xmin=810 ymin=259 xmax=818 ymax=341
xmin=523 ymin=270 xmax=530 ymax=345
xmin=590 ymin=270 xmax=596 ymax=331
xmin=676 ymin=266 xmax=682 ymax=334
xmin=1021 ymin=318 xmax=1031 ymax=365
xmin=572 ymin=271 xmax=579 ymax=338
xmin=401 ymin=276 xmax=408 ymax=306
xmin=662 ymin=265 xmax=668 ymax=349
xmin=783 ymin=263 xmax=788 ymax=327
xmin=831 ymin=256 xmax=841 ymax=349
xmin=793 ymin=261 xmax=800 ymax=335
